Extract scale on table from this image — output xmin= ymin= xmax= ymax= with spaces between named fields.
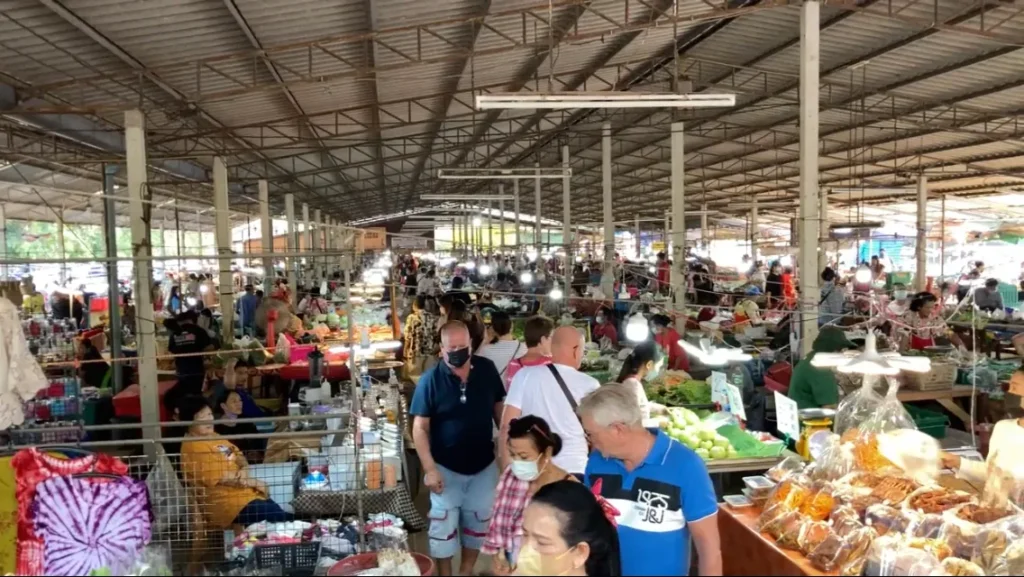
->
xmin=796 ymin=408 xmax=836 ymax=460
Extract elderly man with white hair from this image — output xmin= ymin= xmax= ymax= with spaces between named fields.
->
xmin=410 ymin=320 xmax=506 ymax=576
xmin=580 ymin=385 xmax=722 ymax=577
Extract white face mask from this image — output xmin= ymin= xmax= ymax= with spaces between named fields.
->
xmin=893 ymin=290 xmax=908 ymax=300
xmin=510 ymin=456 xmax=545 ymax=481
xmin=595 ymin=315 xmax=604 ymax=324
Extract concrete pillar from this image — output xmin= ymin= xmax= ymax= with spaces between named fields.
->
xmin=798 ymin=0 xmax=821 ymax=356
xmin=601 ymin=122 xmax=615 ymax=297
xmin=102 ymin=164 xmax=122 ymax=392
xmin=0 ymin=204 xmax=6 ymax=279
xmin=57 ymin=210 xmax=66 ymax=284
xmin=498 ymin=187 xmax=505 ymax=252
xmin=125 ymin=110 xmax=160 ymax=446
xmin=487 ymin=199 xmax=493 ymax=254
xmin=562 ymin=144 xmax=572 ymax=293
xmin=670 ymin=121 xmax=687 ymax=329
xmin=916 ymin=175 xmax=928 ymax=291
xmin=818 ymin=187 xmax=829 ymax=272
xmin=315 ymin=208 xmax=324 ymax=281
xmin=513 ymin=180 xmax=521 ymax=251
xmin=534 ymin=162 xmax=542 ymax=255
xmin=302 ymin=203 xmax=311 ymax=281
xmin=663 ymin=210 xmax=670 ymax=256
xmin=750 ymin=197 xmax=759 ymax=260
xmin=213 ymin=157 xmax=234 ymax=342
xmin=635 ymin=215 xmax=641 ymax=259
xmin=701 ymin=203 xmax=709 ymax=249
xmin=285 ymin=194 xmax=298 ymax=307
xmin=259 ymin=180 xmax=273 ymax=282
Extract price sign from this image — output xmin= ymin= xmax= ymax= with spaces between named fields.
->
xmin=774 ymin=391 xmax=800 ymax=441
xmin=726 ymin=383 xmax=747 ymax=422
xmin=710 ymin=371 xmax=729 ymax=407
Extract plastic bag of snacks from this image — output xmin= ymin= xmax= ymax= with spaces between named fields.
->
xmin=941 ymin=558 xmax=986 ymax=577
xmin=834 ymin=374 xmax=884 ymax=437
xmin=758 ymin=475 xmax=812 ymax=530
xmin=799 ymin=482 xmax=838 ymax=522
xmin=857 ymin=535 xmax=945 ymax=577
xmin=843 ymin=377 xmax=915 ymax=472
xmin=774 ymin=512 xmax=810 ymax=550
xmin=808 ymin=435 xmax=856 ymax=482
xmin=968 ymin=513 xmax=1024 ymax=574
xmin=766 ymin=455 xmax=805 ymax=483
xmin=837 ymin=526 xmax=879 ymax=576
xmin=797 ymin=521 xmax=834 ymax=554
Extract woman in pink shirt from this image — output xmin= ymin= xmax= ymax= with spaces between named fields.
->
xmin=503 ymin=316 xmax=554 ymax=390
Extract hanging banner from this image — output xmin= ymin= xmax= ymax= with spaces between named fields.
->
xmin=357 ymin=228 xmax=387 ymax=252
xmin=392 ymin=236 xmax=430 ymax=249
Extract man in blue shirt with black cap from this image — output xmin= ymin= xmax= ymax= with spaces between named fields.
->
xmin=581 ymin=384 xmax=722 ymax=576
xmin=411 ymin=320 xmax=506 ymax=576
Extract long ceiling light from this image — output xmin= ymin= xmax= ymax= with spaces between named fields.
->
xmin=437 ymin=167 xmax=571 ymax=180
xmin=420 ymin=194 xmax=512 ymax=201
xmin=475 ymin=92 xmax=736 ymax=110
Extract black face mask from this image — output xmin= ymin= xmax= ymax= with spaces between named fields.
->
xmin=1006 ymin=393 xmax=1024 ymax=419
xmin=446 ymin=347 xmax=471 ymax=369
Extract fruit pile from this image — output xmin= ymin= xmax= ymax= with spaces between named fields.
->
xmin=661 ymin=407 xmax=740 ymax=460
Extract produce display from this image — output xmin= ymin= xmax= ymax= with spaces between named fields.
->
xmin=659 ymin=407 xmax=782 ymax=461
xmin=645 ymin=372 xmax=711 ymax=406
xmin=745 ymin=446 xmax=1024 ymax=577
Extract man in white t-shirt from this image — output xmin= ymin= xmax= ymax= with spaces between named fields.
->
xmin=500 ymin=326 xmax=599 ymax=475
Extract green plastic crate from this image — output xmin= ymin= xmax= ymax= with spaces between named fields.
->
xmin=903 ymin=403 xmax=950 ymax=439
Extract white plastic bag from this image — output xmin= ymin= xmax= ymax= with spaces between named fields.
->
xmin=145 ymin=448 xmax=189 ymax=535
xmin=876 ymin=429 xmax=941 ymax=485
xmin=835 ymin=374 xmax=884 ymax=436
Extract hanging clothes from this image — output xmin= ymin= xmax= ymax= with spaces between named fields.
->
xmin=0 ymin=298 xmax=49 ymax=430
xmin=0 ymin=456 xmax=16 ymax=575
xmin=34 ymin=475 xmax=151 ymax=576
xmin=12 ymin=449 xmax=129 ymax=575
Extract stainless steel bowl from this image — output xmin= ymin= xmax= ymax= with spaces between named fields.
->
xmin=798 ymin=407 xmax=837 ymax=421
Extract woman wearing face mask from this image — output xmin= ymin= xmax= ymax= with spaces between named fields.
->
xmin=483 ymin=415 xmax=576 ymax=575
xmin=591 ymin=307 xmax=618 ymax=347
xmin=649 ymin=314 xmax=690 ymax=372
xmin=215 ymin=388 xmax=263 ymax=461
xmin=940 ymin=377 xmax=1024 ymax=497
xmin=616 ymin=341 xmax=665 ymax=420
xmin=900 ymin=292 xmax=965 ymax=352
xmin=513 ymin=480 xmax=622 ymax=576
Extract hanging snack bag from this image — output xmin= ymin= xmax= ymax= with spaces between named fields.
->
xmin=834 ymin=374 xmax=885 ymax=437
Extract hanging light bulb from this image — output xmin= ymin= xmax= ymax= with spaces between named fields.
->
xmin=854 ymin=265 xmax=873 ymax=284
xmin=479 ymin=264 xmax=493 ymax=275
xmin=812 ymin=332 xmax=930 ymax=375
xmin=625 ymin=313 xmax=649 ymax=342
xmin=473 ymin=217 xmax=482 ymax=226
xmin=648 ymin=266 xmax=656 ymax=274
xmin=549 ymin=283 xmax=564 ymax=300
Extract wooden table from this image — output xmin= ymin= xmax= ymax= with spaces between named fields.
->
xmin=718 ymin=504 xmax=828 ymax=576
xmin=897 ymin=385 xmax=976 ymax=430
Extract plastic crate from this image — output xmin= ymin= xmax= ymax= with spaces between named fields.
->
xmin=253 ymin=542 xmax=321 ymax=571
xmin=903 ymin=404 xmax=949 ymax=439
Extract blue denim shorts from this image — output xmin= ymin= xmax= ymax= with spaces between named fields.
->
xmin=426 ymin=462 xmax=498 ymax=559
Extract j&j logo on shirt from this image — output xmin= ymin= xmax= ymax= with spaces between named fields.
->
xmin=637 ymin=489 xmax=670 ymax=524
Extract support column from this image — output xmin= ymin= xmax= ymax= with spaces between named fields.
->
xmin=601 ymin=122 xmax=615 ymax=297
xmin=513 ymin=180 xmax=521 ymax=251
xmin=701 ymin=203 xmax=709 ymax=250
xmin=562 ymin=144 xmax=572 ymax=294
xmin=0 ymin=204 xmax=6 ymax=279
xmin=125 ymin=110 xmax=159 ymax=447
xmin=314 ymin=208 xmax=324 ymax=281
xmin=750 ymin=197 xmax=759 ymax=260
xmin=940 ymin=195 xmax=946 ymax=279
xmin=259 ymin=180 xmax=273 ymax=282
xmin=916 ymin=175 xmax=928 ymax=291
xmin=670 ymin=121 xmax=687 ymax=329
xmin=819 ymin=187 xmax=829 ymax=271
xmin=102 ymin=164 xmax=122 ymax=392
xmin=57 ymin=210 xmax=67 ymax=284
xmin=285 ymin=194 xmax=298 ymax=307
xmin=302 ymin=203 xmax=311 ymax=282
xmin=213 ymin=157 xmax=234 ymax=342
xmin=798 ymin=0 xmax=821 ymax=356
xmin=534 ymin=162 xmax=542 ymax=255
xmin=635 ymin=215 xmax=641 ymax=259
xmin=498 ymin=186 xmax=505 ymax=252
xmin=663 ymin=211 xmax=670 ymax=256
xmin=487 ymin=199 xmax=493 ymax=254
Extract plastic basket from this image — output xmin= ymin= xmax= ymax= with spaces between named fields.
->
xmin=328 ymin=552 xmax=435 ymax=576
xmin=253 ymin=542 xmax=321 ymax=570
xmin=903 ymin=361 xmax=956 ymax=391
xmin=903 ymin=404 xmax=950 ymax=439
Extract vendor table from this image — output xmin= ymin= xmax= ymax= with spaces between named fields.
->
xmin=705 ymin=452 xmax=794 ymax=475
xmin=291 ymin=486 xmax=426 ymax=531
xmin=718 ymin=504 xmax=825 ymax=576
xmin=897 ymin=385 xmax=976 ymax=430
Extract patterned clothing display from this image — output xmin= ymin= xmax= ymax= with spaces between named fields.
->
xmin=0 ymin=298 xmax=49 ymax=430
xmin=12 ymin=449 xmax=128 ymax=575
xmin=34 ymin=475 xmax=151 ymax=576
xmin=0 ymin=457 xmax=16 ymax=575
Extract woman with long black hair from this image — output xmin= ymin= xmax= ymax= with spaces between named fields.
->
xmin=616 ymin=341 xmax=664 ymax=419
xmin=513 ymin=480 xmax=622 ymax=576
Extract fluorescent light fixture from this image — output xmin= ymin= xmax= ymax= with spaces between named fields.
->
xmin=679 ymin=338 xmax=752 ymax=367
xmin=812 ymin=332 xmax=930 ymax=376
xmin=371 ymin=340 xmax=401 ymax=351
xmin=437 ymin=168 xmax=572 ymax=180
xmin=420 ymin=194 xmax=512 ymax=201
xmin=830 ymin=221 xmax=884 ymax=230
xmin=475 ymin=92 xmax=736 ymax=110
xmin=328 ymin=345 xmax=350 ymax=354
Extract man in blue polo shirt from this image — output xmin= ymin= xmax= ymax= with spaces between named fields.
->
xmin=581 ymin=385 xmax=722 ymax=576
xmin=411 ymin=320 xmax=506 ymax=576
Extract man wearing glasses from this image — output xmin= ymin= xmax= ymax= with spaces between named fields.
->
xmin=410 ymin=320 xmax=506 ymax=576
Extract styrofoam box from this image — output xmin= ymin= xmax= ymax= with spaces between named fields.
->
xmin=248 ymin=461 xmax=301 ymax=506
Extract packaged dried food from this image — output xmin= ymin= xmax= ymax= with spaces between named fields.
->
xmin=906 ymin=537 xmax=952 ymax=561
xmin=870 ymin=476 xmax=920 ymax=505
xmin=941 ymin=557 xmax=985 ymax=577
xmin=860 ymin=536 xmax=944 ymax=577
xmin=809 ymin=434 xmax=856 ymax=481
xmin=969 ymin=519 xmax=1016 ymax=574
xmin=799 ymin=483 xmax=837 ymax=522
xmin=831 ymin=505 xmax=862 ymax=531
xmin=766 ymin=456 xmax=805 ymax=483
xmin=905 ymin=513 xmax=945 ymax=539
xmin=765 ymin=477 xmax=811 ymax=511
xmin=847 ymin=378 xmax=917 ymax=472
xmin=956 ymin=504 xmax=1013 ymax=525
xmin=849 ymin=494 xmax=884 ymax=518
xmin=865 ymin=504 xmax=911 ymax=536
xmin=834 ymin=374 xmax=885 ymax=437
xmin=758 ymin=503 xmax=790 ymax=532
xmin=907 ymin=487 xmax=973 ymax=515
xmin=774 ymin=512 xmax=809 ymax=550
xmin=1005 ymin=538 xmax=1024 ymax=575
xmin=798 ymin=521 xmax=834 ymax=555
xmin=809 ymin=531 xmax=846 ymax=571
xmin=839 ymin=526 xmax=880 ymax=576
xmin=940 ymin=522 xmax=976 ymax=561
xmin=845 ymin=472 xmax=886 ymax=490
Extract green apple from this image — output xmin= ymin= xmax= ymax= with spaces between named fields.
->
xmin=698 ymin=429 xmax=717 ymax=442
xmin=712 ymin=437 xmax=731 ymax=449
xmin=726 ymin=447 xmax=739 ymax=458
xmin=709 ymin=446 xmax=727 ymax=459
xmin=695 ymin=448 xmax=710 ymax=460
xmin=700 ymin=440 xmax=714 ymax=451
xmin=682 ymin=434 xmax=701 ymax=450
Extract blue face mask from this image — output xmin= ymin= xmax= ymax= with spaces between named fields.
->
xmin=446 ymin=347 xmax=471 ymax=368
